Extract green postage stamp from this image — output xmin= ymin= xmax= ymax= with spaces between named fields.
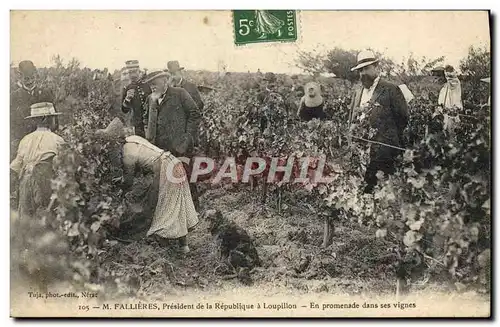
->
xmin=232 ymin=10 xmax=298 ymax=45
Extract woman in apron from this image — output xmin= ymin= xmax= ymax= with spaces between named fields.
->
xmin=96 ymin=118 xmax=199 ymax=254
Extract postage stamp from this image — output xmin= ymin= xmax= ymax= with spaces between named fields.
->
xmin=233 ymin=10 xmax=298 ymax=45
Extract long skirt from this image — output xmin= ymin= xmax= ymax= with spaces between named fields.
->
xmin=146 ymin=153 xmax=199 ymax=239
xmin=121 ymin=154 xmax=199 ymax=240
xmin=18 ymin=161 xmax=54 ymax=221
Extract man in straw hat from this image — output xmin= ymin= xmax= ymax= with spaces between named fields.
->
xmin=95 ymin=118 xmax=198 ymax=254
xmin=166 ymin=60 xmax=204 ymax=110
xmin=10 ymin=102 xmax=65 ymax=221
xmin=121 ymin=60 xmax=152 ymax=138
xmin=348 ymin=50 xmax=409 ymax=193
xmin=11 ymin=60 xmax=55 ymax=161
xmin=143 ymin=70 xmax=202 ymax=211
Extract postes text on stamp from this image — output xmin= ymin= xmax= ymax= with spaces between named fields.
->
xmin=233 ymin=10 xmax=297 ymax=45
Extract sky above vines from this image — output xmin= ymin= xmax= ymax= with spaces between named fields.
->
xmin=11 ymin=10 xmax=490 ymax=74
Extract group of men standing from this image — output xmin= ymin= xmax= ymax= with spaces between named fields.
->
xmin=9 ymin=58 xmax=206 ymax=222
xmin=15 ymin=49 xmax=475 ymax=223
xmin=119 ymin=59 xmax=204 ymax=209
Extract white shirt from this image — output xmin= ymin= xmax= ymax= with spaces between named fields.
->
xmin=157 ymin=87 xmax=169 ymax=104
xmin=360 ymin=76 xmax=381 ymax=108
xmin=10 ymin=127 xmax=65 ymax=175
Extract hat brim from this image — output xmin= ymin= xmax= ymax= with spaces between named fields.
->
xmin=168 ymin=67 xmax=185 ymax=73
xmin=351 ymin=59 xmax=379 ymax=72
xmin=144 ymin=72 xmax=169 ymax=83
xmin=24 ymin=113 xmax=62 ymax=120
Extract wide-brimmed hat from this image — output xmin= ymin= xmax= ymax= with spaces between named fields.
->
xmin=481 ymin=77 xmax=491 ymax=83
xmin=263 ymin=72 xmax=277 ymax=82
xmin=19 ymin=60 xmax=37 ymax=77
xmin=351 ymin=50 xmax=379 ymax=72
xmin=125 ymin=60 xmax=140 ymax=70
xmin=95 ymin=118 xmax=126 ymax=139
xmin=144 ymin=70 xmax=169 ymax=84
xmin=167 ymin=61 xmax=185 ymax=73
xmin=303 ymin=82 xmax=323 ymax=107
xmin=25 ymin=102 xmax=62 ymax=119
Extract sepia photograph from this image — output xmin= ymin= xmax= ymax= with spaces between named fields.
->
xmin=9 ymin=9 xmax=492 ymax=318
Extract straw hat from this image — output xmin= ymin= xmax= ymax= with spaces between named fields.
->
xmin=303 ymin=82 xmax=323 ymax=107
xmin=351 ymin=50 xmax=379 ymax=72
xmin=125 ymin=60 xmax=140 ymax=70
xmin=95 ymin=118 xmax=126 ymax=139
xmin=144 ymin=70 xmax=169 ymax=84
xmin=25 ymin=102 xmax=62 ymax=119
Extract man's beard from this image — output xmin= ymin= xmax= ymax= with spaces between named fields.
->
xmin=360 ymin=74 xmax=376 ymax=88
xmin=22 ymin=77 xmax=36 ymax=89
xmin=153 ymin=85 xmax=167 ymax=94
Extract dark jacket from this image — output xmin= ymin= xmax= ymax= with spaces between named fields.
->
xmin=298 ymin=99 xmax=326 ymax=121
xmin=145 ymin=87 xmax=201 ymax=157
xmin=122 ymin=80 xmax=152 ymax=137
xmin=349 ymin=79 xmax=409 ymax=161
xmin=178 ymin=79 xmax=204 ymax=110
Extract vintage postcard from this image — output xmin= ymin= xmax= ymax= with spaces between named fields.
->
xmin=9 ymin=10 xmax=491 ymax=318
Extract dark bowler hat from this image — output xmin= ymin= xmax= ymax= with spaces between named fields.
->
xmin=19 ymin=60 xmax=37 ymax=77
xmin=167 ymin=61 xmax=185 ymax=73
xmin=263 ymin=72 xmax=276 ymax=82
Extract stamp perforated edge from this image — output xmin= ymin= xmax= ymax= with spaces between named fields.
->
xmin=231 ymin=10 xmax=303 ymax=49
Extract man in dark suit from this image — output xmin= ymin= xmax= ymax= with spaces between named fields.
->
xmin=144 ymin=70 xmax=202 ymax=210
xmin=167 ymin=60 xmax=204 ymax=111
xmin=11 ymin=60 xmax=55 ymax=161
xmin=121 ymin=60 xmax=152 ymax=137
xmin=348 ymin=50 xmax=409 ymax=193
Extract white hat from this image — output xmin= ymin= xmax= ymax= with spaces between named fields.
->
xmin=25 ymin=102 xmax=62 ymax=119
xmin=351 ymin=50 xmax=379 ymax=72
xmin=303 ymin=82 xmax=324 ymax=107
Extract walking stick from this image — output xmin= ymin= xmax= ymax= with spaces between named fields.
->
xmin=349 ymin=135 xmax=408 ymax=152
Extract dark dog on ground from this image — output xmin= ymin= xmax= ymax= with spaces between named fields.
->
xmin=204 ymin=210 xmax=261 ymax=285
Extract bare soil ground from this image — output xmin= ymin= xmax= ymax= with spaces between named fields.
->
xmin=10 ymin=186 xmax=491 ymax=317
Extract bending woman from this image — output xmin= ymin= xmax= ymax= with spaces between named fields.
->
xmin=96 ymin=118 xmax=198 ymax=254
